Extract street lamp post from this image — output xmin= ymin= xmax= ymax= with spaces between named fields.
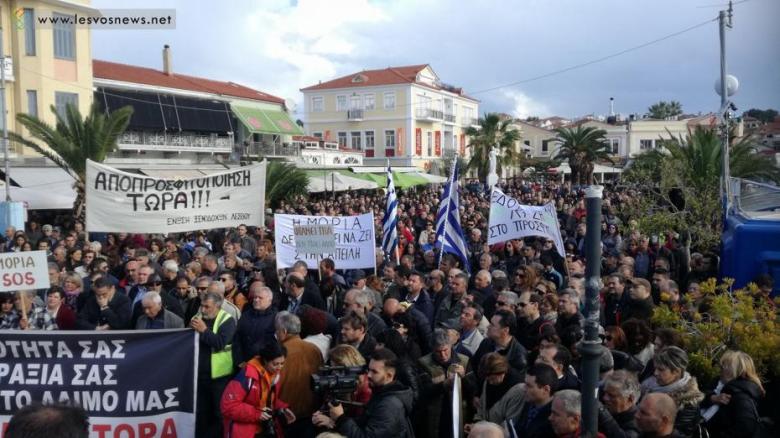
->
xmin=579 ymin=185 xmax=603 ymax=437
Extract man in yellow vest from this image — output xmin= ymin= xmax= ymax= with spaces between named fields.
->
xmin=190 ymin=292 xmax=236 ymax=438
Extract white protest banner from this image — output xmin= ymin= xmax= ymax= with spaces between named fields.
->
xmin=275 ymin=213 xmax=376 ymax=270
xmin=488 ymin=187 xmax=565 ymax=257
xmin=86 ymin=160 xmax=266 ymax=233
xmin=294 ymin=224 xmax=336 ymax=254
xmin=0 ymin=250 xmax=50 ymax=292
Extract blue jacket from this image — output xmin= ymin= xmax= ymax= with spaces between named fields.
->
xmin=232 ymin=306 xmax=278 ymax=366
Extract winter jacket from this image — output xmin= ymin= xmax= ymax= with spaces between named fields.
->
xmin=220 ymin=358 xmax=289 ymax=438
xmin=475 ymin=382 xmax=526 ymax=425
xmin=335 ymin=381 xmax=415 ymax=438
xmin=706 ymin=378 xmax=765 ymax=438
xmin=598 ymin=404 xmax=640 ymax=438
xmin=417 ymin=351 xmax=470 ymax=438
xmin=232 ymin=306 xmax=277 ymax=366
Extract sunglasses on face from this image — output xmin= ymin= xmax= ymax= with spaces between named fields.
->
xmin=496 ymin=301 xmax=509 ymax=306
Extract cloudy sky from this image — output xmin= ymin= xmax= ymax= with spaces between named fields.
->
xmin=92 ymin=0 xmax=779 ymax=120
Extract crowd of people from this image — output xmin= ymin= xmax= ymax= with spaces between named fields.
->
xmin=1 ymin=178 xmax=776 ymax=438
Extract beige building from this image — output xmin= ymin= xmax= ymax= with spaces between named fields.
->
xmin=300 ymin=64 xmax=479 ymax=171
xmin=2 ymin=0 xmax=96 ymax=156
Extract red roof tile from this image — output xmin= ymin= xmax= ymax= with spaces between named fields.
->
xmin=300 ymin=64 xmax=479 ymax=102
xmin=93 ymin=60 xmax=285 ymax=105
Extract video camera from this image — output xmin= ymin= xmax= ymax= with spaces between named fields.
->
xmin=311 ymin=365 xmax=366 ymax=407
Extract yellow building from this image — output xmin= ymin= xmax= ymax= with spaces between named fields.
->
xmin=300 ymin=64 xmax=479 ymax=171
xmin=2 ymin=0 xmax=95 ymax=156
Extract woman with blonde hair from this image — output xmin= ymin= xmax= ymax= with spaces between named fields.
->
xmin=327 ymin=345 xmax=371 ymax=416
xmin=704 ymin=350 xmax=767 ymax=438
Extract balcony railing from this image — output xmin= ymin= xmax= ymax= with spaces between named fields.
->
xmin=444 ymin=113 xmax=456 ymax=123
xmin=118 ymin=130 xmax=233 ymax=152
xmin=244 ymin=141 xmax=301 ymax=157
xmin=462 ymin=117 xmax=479 ymax=127
xmin=347 ymin=109 xmax=364 ymax=120
xmin=416 ymin=108 xmax=444 ymax=120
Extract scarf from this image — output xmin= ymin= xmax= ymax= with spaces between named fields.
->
xmin=642 ymin=371 xmax=691 ymax=395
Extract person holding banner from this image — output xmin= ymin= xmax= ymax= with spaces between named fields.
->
xmin=221 ymin=340 xmax=296 ymax=438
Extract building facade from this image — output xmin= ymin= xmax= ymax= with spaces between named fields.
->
xmin=2 ymin=0 xmax=96 ymax=156
xmin=301 ymin=64 xmax=478 ymax=171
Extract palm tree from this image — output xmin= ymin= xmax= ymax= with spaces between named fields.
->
xmin=647 ymin=100 xmax=683 ymax=120
xmin=553 ymin=126 xmax=613 ymax=185
xmin=465 ymin=113 xmax=522 ymax=181
xmin=662 ymin=125 xmax=780 ymax=189
xmin=265 ymin=161 xmax=309 ymax=208
xmin=10 ymin=103 xmax=133 ymax=222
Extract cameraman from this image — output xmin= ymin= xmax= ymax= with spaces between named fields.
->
xmin=313 ymin=348 xmax=414 ymax=438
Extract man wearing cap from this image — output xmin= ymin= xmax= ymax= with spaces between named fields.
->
xmin=622 ymin=278 xmax=655 ymax=322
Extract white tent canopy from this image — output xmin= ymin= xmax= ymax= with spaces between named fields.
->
xmin=407 ymin=171 xmax=447 ymax=184
xmin=308 ymin=172 xmax=379 ymax=193
xmin=0 ymin=183 xmax=76 ymax=210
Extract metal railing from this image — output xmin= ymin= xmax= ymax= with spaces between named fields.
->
xmin=462 ymin=117 xmax=478 ymax=127
xmin=416 ymin=108 xmax=444 ymax=120
xmin=444 ymin=113 xmax=456 ymax=123
xmin=244 ymin=141 xmax=301 ymax=157
xmin=118 ymin=130 xmax=233 ymax=152
xmin=347 ymin=109 xmax=364 ymax=120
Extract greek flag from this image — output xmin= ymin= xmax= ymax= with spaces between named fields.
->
xmin=382 ymin=163 xmax=399 ymax=264
xmin=435 ymin=160 xmax=470 ymax=272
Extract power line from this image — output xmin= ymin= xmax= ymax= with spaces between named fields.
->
xmin=16 ymin=14 xmax=719 ymax=118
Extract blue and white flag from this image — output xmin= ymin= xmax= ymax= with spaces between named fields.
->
xmin=435 ymin=160 xmax=470 ymax=272
xmin=382 ymin=164 xmax=399 ymax=264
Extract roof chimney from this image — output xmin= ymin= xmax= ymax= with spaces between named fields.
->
xmin=609 ymin=97 xmax=615 ymax=116
xmin=163 ymin=45 xmax=173 ymax=76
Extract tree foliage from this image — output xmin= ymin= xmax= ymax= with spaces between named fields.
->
xmin=465 ymin=113 xmax=522 ymax=181
xmin=743 ymin=108 xmax=778 ymax=124
xmin=10 ymin=103 xmax=133 ymax=222
xmin=553 ymin=126 xmax=614 ymax=185
xmin=620 ymin=126 xmax=780 ymax=251
xmin=652 ymin=279 xmax=780 ymax=387
xmin=647 ymin=100 xmax=683 ymax=119
xmin=265 ymin=160 xmax=309 ymax=208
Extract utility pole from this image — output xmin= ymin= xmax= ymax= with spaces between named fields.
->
xmin=719 ymin=2 xmax=733 ymax=208
xmin=579 ymin=185 xmax=603 ymax=437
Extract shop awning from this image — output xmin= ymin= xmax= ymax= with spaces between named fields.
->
xmin=231 ymin=105 xmax=303 ymax=136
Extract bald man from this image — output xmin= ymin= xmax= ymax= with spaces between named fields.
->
xmin=467 ymin=421 xmax=504 ymax=438
xmin=635 ymin=393 xmax=681 ymax=438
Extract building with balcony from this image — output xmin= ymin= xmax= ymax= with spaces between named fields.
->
xmin=92 ymin=46 xmax=305 ymax=174
xmin=300 ymin=64 xmax=479 ymax=171
xmin=2 ymin=0 xmax=97 ymax=157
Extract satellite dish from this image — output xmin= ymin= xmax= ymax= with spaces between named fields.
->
xmin=285 ymin=98 xmax=298 ymax=112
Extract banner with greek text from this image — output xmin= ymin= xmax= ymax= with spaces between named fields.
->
xmin=0 ymin=251 xmax=49 ymax=292
xmin=0 ymin=329 xmax=198 ymax=438
xmin=274 ymin=213 xmax=376 ymax=270
xmin=488 ymin=187 xmax=565 ymax=257
xmin=86 ymin=160 xmax=266 ymax=233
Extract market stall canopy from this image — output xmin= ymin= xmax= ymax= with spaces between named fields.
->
xmin=306 ymin=171 xmax=379 ymax=193
xmin=346 ymin=170 xmax=443 ymax=188
xmin=231 ymin=105 xmax=303 ymax=136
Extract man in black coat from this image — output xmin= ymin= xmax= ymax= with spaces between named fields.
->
xmin=507 ymin=363 xmax=558 ymax=438
xmin=232 ymin=283 xmax=277 ymax=367
xmin=76 ymin=277 xmax=131 ymax=330
xmin=599 ymin=370 xmax=641 ymax=438
xmin=471 ymin=309 xmax=528 ymax=382
xmin=279 ymin=272 xmax=325 ymax=312
xmin=313 ymin=348 xmax=415 ymax=438
xmin=555 ymin=290 xmax=584 ymax=339
xmin=622 ymin=278 xmax=655 ymax=323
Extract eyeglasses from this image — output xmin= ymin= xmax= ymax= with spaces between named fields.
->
xmin=518 ymin=302 xmax=528 ymax=307
xmin=496 ymin=301 xmax=509 ymax=306
xmin=196 ymin=286 xmax=208 ymax=291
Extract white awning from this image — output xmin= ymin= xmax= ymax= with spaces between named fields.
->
xmin=3 ymin=167 xmax=77 ymax=209
xmin=308 ymin=172 xmax=379 ymax=193
xmin=349 ymin=166 xmax=419 ymax=173
xmin=139 ymin=168 xmax=206 ymax=179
